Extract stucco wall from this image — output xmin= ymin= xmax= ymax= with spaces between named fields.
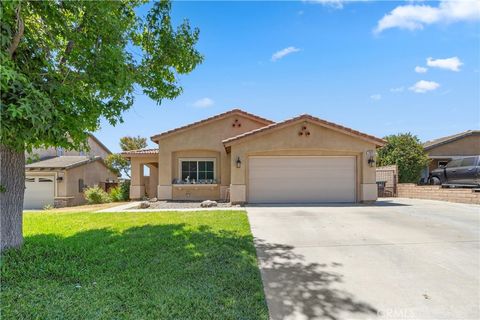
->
xmin=227 ymin=120 xmax=378 ymax=203
xmin=65 ymin=160 xmax=117 ymax=206
xmin=155 ymin=114 xmax=268 ymax=200
xmin=427 ymin=135 xmax=480 ymax=157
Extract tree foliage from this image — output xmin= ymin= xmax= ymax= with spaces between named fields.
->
xmin=377 ymin=133 xmax=430 ymax=183
xmin=120 ymin=136 xmax=147 ymax=151
xmin=0 ymin=0 xmax=203 ymax=152
xmin=105 ymin=153 xmax=130 ymax=178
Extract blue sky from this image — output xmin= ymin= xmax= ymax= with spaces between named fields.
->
xmin=97 ymin=0 xmax=480 ymax=152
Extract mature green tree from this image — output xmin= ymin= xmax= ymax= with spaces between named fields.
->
xmin=119 ymin=136 xmax=147 ymax=151
xmin=105 ymin=154 xmax=130 ymax=178
xmin=105 ymin=135 xmax=147 ymax=177
xmin=377 ymin=133 xmax=430 ymax=183
xmin=0 ymin=0 xmax=202 ymax=250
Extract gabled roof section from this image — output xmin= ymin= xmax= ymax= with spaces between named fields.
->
xmin=89 ymin=134 xmax=112 ymax=154
xmin=25 ymin=156 xmax=102 ymax=170
xmin=121 ymin=148 xmax=159 ymax=157
xmin=423 ymin=130 xmax=480 ymax=150
xmin=222 ymin=114 xmax=386 ymax=147
xmin=150 ymin=109 xmax=274 ymax=142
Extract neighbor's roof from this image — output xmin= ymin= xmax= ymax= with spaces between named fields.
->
xmin=26 ymin=156 xmax=102 ymax=170
xmin=423 ymin=130 xmax=480 ymax=150
xmin=89 ymin=134 xmax=112 ymax=154
xmin=121 ymin=148 xmax=159 ymax=157
xmin=222 ymin=114 xmax=386 ymax=147
xmin=150 ymin=109 xmax=274 ymax=141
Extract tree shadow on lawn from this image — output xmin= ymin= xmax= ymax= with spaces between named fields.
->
xmin=1 ymin=224 xmax=268 ymax=319
xmin=255 ymin=239 xmax=378 ymax=320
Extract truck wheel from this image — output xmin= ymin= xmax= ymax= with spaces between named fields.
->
xmin=429 ymin=177 xmax=441 ymax=185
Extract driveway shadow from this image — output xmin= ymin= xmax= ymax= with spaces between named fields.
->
xmin=254 ymin=239 xmax=378 ymax=320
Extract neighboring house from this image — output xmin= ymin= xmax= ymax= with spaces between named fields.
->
xmin=26 ymin=134 xmax=111 ymax=162
xmin=24 ymin=135 xmax=117 ymax=209
xmin=123 ymin=109 xmax=385 ymax=204
xmin=423 ymin=130 xmax=480 ymax=174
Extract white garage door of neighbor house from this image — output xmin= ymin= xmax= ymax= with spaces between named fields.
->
xmin=248 ymin=156 xmax=356 ymax=203
xmin=23 ymin=176 xmax=55 ymax=209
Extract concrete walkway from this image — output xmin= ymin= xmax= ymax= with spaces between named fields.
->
xmin=247 ymin=198 xmax=480 ymax=320
xmin=96 ymin=201 xmax=244 ymax=213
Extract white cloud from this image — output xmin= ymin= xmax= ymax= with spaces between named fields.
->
xmin=374 ymin=0 xmax=480 ymax=33
xmin=426 ymin=56 xmax=463 ymax=71
xmin=306 ymin=0 xmax=346 ymax=9
xmin=390 ymin=87 xmax=404 ymax=93
xmin=409 ymin=80 xmax=440 ymax=93
xmin=305 ymin=0 xmax=369 ymax=9
xmin=370 ymin=94 xmax=382 ymax=101
xmin=415 ymin=66 xmax=428 ymax=73
xmin=271 ymin=47 xmax=301 ymax=62
xmin=193 ymin=97 xmax=214 ymax=108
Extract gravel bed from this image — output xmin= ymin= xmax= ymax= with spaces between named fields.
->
xmin=137 ymin=201 xmax=242 ymax=210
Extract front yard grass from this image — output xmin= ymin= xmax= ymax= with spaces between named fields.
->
xmin=1 ymin=210 xmax=268 ymax=319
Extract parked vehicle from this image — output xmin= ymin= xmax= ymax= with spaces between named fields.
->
xmin=429 ymin=155 xmax=480 ymax=187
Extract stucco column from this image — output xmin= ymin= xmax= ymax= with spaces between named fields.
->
xmin=157 ymin=150 xmax=172 ymax=200
xmin=130 ymin=159 xmax=145 ymax=199
xmin=148 ymin=164 xmax=159 ymax=198
xmin=360 ymin=151 xmax=378 ymax=202
xmin=229 ymin=149 xmax=246 ymax=204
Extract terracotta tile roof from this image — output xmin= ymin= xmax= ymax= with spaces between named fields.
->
xmin=121 ymin=148 xmax=159 ymax=156
xmin=222 ymin=114 xmax=386 ymax=146
xmin=150 ymin=109 xmax=274 ymax=141
xmin=26 ymin=156 xmax=101 ymax=170
xmin=423 ymin=130 xmax=480 ymax=150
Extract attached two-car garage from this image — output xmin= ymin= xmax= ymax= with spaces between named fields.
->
xmin=223 ymin=114 xmax=386 ymax=204
xmin=248 ymin=156 xmax=356 ymax=203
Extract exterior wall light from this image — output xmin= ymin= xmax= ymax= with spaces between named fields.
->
xmin=56 ymin=172 xmax=64 ymax=181
xmin=236 ymin=156 xmax=242 ymax=168
xmin=366 ymin=150 xmax=376 ymax=167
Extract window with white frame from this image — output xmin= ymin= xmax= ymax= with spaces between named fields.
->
xmin=179 ymin=159 xmax=215 ymax=182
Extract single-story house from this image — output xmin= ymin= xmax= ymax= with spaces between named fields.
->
xmin=123 ymin=109 xmax=385 ymax=204
xmin=424 ymin=130 xmax=480 ymax=173
xmin=24 ymin=135 xmax=117 ymax=209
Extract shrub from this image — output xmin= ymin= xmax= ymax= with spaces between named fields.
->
xmin=119 ymin=181 xmax=130 ymax=201
xmin=377 ymin=133 xmax=430 ymax=183
xmin=43 ymin=204 xmax=54 ymax=210
xmin=84 ymin=186 xmax=111 ymax=204
xmin=108 ymin=181 xmax=130 ymax=202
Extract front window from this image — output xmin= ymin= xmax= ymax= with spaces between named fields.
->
xmin=180 ymin=159 xmax=215 ymax=183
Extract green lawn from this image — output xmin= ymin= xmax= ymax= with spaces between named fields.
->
xmin=1 ymin=210 xmax=268 ymax=319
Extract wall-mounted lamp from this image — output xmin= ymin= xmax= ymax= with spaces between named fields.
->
xmin=57 ymin=172 xmax=64 ymax=181
xmin=236 ymin=156 xmax=242 ymax=168
xmin=366 ymin=150 xmax=376 ymax=167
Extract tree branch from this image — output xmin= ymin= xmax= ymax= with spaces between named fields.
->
xmin=7 ymin=4 xmax=24 ymax=58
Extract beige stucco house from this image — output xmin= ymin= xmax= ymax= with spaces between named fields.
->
xmin=24 ymin=135 xmax=117 ymax=209
xmin=124 ymin=109 xmax=385 ymax=204
xmin=424 ymin=130 xmax=480 ymax=172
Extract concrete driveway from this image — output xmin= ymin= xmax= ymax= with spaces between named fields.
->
xmin=247 ymin=198 xmax=480 ymax=320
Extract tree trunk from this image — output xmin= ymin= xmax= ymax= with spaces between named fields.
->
xmin=0 ymin=145 xmax=25 ymax=252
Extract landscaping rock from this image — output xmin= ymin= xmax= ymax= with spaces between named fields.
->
xmin=139 ymin=201 xmax=150 ymax=209
xmin=200 ymin=200 xmax=218 ymax=208
xmin=149 ymin=197 xmax=158 ymax=202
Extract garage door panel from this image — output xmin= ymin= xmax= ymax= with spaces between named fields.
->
xmin=23 ymin=176 xmax=55 ymax=209
xmin=248 ymin=156 xmax=355 ymax=203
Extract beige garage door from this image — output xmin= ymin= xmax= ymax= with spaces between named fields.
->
xmin=248 ymin=156 xmax=356 ymax=203
xmin=23 ymin=176 xmax=55 ymax=209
